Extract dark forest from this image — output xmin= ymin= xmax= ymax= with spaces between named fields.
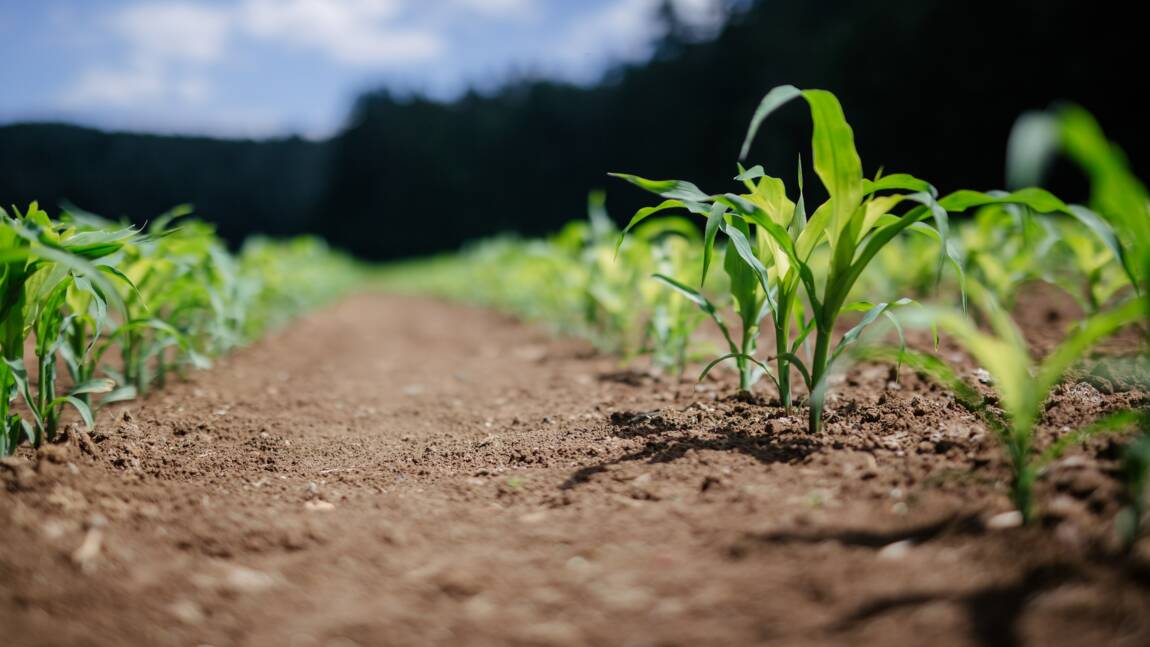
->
xmin=1 ymin=0 xmax=1143 ymax=259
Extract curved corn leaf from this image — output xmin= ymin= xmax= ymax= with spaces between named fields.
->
xmin=1037 ymin=410 xmax=1145 ymax=469
xmin=739 ymin=84 xmax=803 ymax=160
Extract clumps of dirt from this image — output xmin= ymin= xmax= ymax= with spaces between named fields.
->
xmin=2 ymin=293 xmax=1149 ymax=647
xmin=1077 ymin=355 xmax=1150 ymax=394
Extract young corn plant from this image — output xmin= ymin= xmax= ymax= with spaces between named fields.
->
xmin=953 ymin=198 xmax=1130 ymax=316
xmin=869 ymin=285 xmax=1147 ymax=523
xmin=1118 ymin=435 xmax=1150 ymax=549
xmin=0 ymin=204 xmax=131 ymax=453
xmin=643 ymin=227 xmax=705 ymax=376
xmin=108 ymin=211 xmax=215 ymax=395
xmin=1010 ymin=105 xmax=1150 ymax=306
xmin=2 ymin=201 xmax=361 ymax=457
xmin=615 ymin=85 xmax=1065 ymax=432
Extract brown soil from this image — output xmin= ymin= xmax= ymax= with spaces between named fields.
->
xmin=2 ymin=292 xmax=1149 ymax=647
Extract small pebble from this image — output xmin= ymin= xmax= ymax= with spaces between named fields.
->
xmin=877 ymin=539 xmax=913 ymax=560
xmin=986 ymin=510 xmax=1023 ymax=530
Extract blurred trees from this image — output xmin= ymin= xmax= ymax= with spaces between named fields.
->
xmin=1 ymin=0 xmax=1142 ymax=259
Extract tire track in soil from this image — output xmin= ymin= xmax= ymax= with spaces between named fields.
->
xmin=2 ymin=293 xmax=1149 ymax=646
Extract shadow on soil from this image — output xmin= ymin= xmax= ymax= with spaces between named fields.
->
xmin=560 ymin=410 xmax=818 ymax=490
xmin=826 ymin=563 xmax=1083 ymax=647
xmin=746 ymin=513 xmax=986 ymax=549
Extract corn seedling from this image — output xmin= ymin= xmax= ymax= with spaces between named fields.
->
xmin=615 ymin=85 xmax=1065 ymax=433
xmin=643 ymin=228 xmax=705 ymax=375
xmin=377 ymin=192 xmax=708 ymax=372
xmin=0 ymin=202 xmax=361 ymax=457
xmin=0 ymin=204 xmax=136 ymax=451
xmin=1118 ymin=435 xmax=1150 ymax=549
xmin=1010 ymin=105 xmax=1150 ymax=307
xmin=868 ymin=285 xmax=1146 ymax=522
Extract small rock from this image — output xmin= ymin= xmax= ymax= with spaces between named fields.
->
xmin=986 ymin=510 xmax=1023 ymax=530
xmin=1056 ymin=455 xmax=1090 ymax=470
xmin=304 ymin=500 xmax=335 ymax=512
xmin=877 ymin=539 xmax=913 ymax=560
xmin=1045 ymin=495 xmax=1078 ymax=520
xmin=220 ymin=566 xmax=278 ymax=594
xmin=71 ymin=516 xmax=107 ymax=573
xmin=973 ymin=368 xmax=993 ymax=384
xmin=518 ymin=511 xmax=548 ymax=524
xmin=168 ymin=599 xmax=205 ymax=625
xmin=304 ymin=481 xmax=321 ymax=500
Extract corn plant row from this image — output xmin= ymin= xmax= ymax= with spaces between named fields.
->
xmin=610 ymin=86 xmax=1147 ymax=526
xmin=378 ymin=191 xmax=722 ymax=375
xmin=385 ymin=88 xmax=1147 ymax=530
xmin=1 ymin=204 xmax=361 ymax=456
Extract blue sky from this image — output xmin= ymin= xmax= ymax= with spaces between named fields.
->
xmin=0 ymin=0 xmax=722 ymax=139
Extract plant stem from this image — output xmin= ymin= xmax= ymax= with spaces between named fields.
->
xmin=70 ymin=325 xmax=90 ymax=405
xmin=739 ymin=319 xmax=756 ymax=393
xmin=808 ymin=327 xmax=832 ymax=434
xmin=1014 ymin=465 xmax=1036 ymax=524
xmin=775 ymin=302 xmax=792 ymax=413
xmin=38 ymin=351 xmax=57 ymax=441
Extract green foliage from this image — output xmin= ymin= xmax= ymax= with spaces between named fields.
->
xmin=1010 ymin=105 xmax=1150 ymax=301
xmin=615 ymin=86 xmax=1064 ymax=432
xmin=378 ymin=193 xmax=712 ymax=376
xmin=1118 ymin=435 xmax=1150 ymax=548
xmin=376 ymin=94 xmax=1147 ymax=540
xmin=868 ymin=286 xmax=1146 ymax=523
xmin=0 ymin=203 xmax=361 ymax=457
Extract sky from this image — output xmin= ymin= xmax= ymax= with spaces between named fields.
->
xmin=0 ymin=0 xmax=724 ymax=139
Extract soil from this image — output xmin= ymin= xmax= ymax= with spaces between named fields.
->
xmin=2 ymin=291 xmax=1149 ymax=647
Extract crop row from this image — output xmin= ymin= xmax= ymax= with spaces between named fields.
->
xmin=382 ymin=88 xmax=1149 ymax=539
xmin=1 ymin=204 xmax=361 ymax=457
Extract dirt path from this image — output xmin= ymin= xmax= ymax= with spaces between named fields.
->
xmin=3 ymin=293 xmax=1149 ymax=647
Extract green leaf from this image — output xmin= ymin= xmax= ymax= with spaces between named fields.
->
xmin=698 ymin=353 xmax=772 ymax=382
xmin=739 ymin=84 xmax=803 ymax=160
xmin=1038 ymin=411 xmax=1145 ymax=468
xmin=701 ymin=202 xmax=727 ymax=286
xmin=608 ymin=173 xmax=712 ymax=203
xmin=59 ymin=396 xmax=94 ymax=429
xmin=69 ymin=378 xmax=116 ymax=396
xmin=1034 ymin=297 xmax=1146 ymax=399
xmin=862 ymin=174 xmax=937 ymax=197
xmin=855 ymin=346 xmax=983 ymax=410
xmin=722 ymin=221 xmax=772 ymax=297
xmin=801 ymin=89 xmax=864 ymax=247
xmin=1006 ymin=111 xmax=1060 ymax=189
xmin=651 ymin=273 xmax=716 ymax=315
xmin=832 ymin=298 xmax=915 ymax=365
xmin=99 ymin=386 xmax=138 ymax=406
xmin=938 ymin=188 xmax=1071 ymax=215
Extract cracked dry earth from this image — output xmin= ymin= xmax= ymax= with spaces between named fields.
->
xmin=3 ymin=292 xmax=1150 ymax=647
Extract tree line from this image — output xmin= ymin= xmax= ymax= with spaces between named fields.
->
xmin=1 ymin=0 xmax=1142 ymax=260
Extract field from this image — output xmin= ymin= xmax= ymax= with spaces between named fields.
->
xmin=3 ymin=88 xmax=1149 ymax=645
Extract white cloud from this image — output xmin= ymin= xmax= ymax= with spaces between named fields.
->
xmin=239 ymin=0 xmax=443 ymax=65
xmin=556 ymin=0 xmax=722 ymax=77
xmin=63 ymin=0 xmax=450 ymax=108
xmin=557 ymin=0 xmax=660 ymax=74
xmin=670 ymin=0 xmax=725 ymax=31
xmin=114 ymin=2 xmax=231 ymax=63
xmin=56 ymin=0 xmax=722 ymax=132
xmin=452 ymin=0 xmax=535 ymax=17
xmin=62 ymin=60 xmax=213 ymax=107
